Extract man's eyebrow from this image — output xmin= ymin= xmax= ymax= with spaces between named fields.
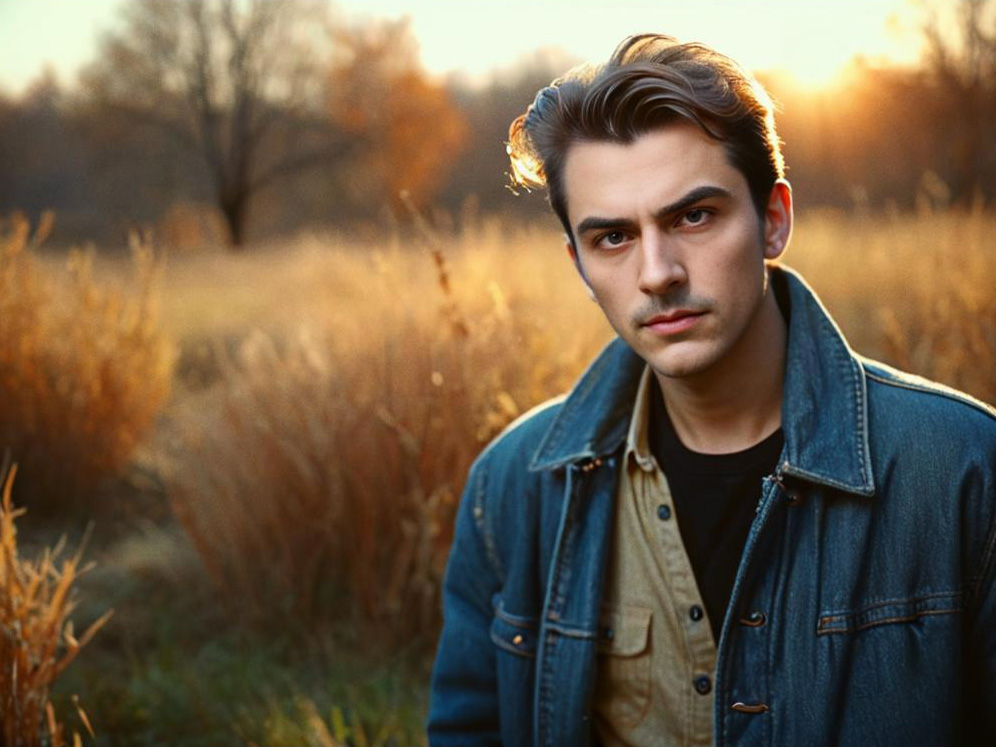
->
xmin=574 ymin=185 xmax=733 ymax=237
xmin=654 ymin=185 xmax=732 ymax=221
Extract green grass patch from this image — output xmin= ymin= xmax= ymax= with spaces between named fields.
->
xmin=52 ymin=523 xmax=430 ymax=747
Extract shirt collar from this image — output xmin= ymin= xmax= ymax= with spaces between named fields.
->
xmin=625 ymin=365 xmax=657 ymax=472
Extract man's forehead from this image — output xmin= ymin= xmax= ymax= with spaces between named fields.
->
xmin=562 ymin=125 xmax=744 ymax=223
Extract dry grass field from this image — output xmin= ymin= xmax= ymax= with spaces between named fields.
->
xmin=2 ymin=206 xmax=994 ymax=745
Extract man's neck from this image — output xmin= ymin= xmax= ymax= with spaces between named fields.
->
xmin=654 ymin=289 xmax=787 ymax=455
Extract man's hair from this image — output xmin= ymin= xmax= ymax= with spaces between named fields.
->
xmin=507 ymin=34 xmax=785 ymax=245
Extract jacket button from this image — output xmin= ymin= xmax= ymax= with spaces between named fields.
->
xmin=512 ymin=634 xmax=524 ymax=646
xmin=693 ymin=675 xmax=712 ymax=695
xmin=689 ymin=605 xmax=704 ymax=622
xmin=657 ymin=504 xmax=672 ymax=521
xmin=740 ymin=611 xmax=767 ymax=627
xmin=731 ymin=701 xmax=770 ymax=714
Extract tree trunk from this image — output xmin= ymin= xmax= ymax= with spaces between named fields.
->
xmin=220 ymin=194 xmax=247 ymax=249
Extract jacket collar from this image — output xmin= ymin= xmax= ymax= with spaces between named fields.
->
xmin=529 ymin=265 xmax=875 ymax=497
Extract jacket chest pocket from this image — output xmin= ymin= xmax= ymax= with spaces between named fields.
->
xmin=816 ymin=591 xmax=963 ymax=635
xmin=593 ymin=605 xmax=652 ymax=728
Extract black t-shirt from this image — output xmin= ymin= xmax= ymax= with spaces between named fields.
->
xmin=648 ymin=377 xmax=784 ymax=643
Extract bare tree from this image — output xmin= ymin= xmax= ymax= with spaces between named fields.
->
xmin=81 ymin=0 xmax=353 ymax=247
xmin=922 ymin=0 xmax=996 ymax=204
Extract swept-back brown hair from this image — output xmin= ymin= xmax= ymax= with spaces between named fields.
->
xmin=507 ymin=34 xmax=785 ymax=245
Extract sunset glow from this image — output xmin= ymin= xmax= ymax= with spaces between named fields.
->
xmin=0 ymin=0 xmax=929 ymax=94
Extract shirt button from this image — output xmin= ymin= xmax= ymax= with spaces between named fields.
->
xmin=657 ymin=504 xmax=672 ymax=520
xmin=694 ymin=675 xmax=712 ymax=695
xmin=689 ymin=605 xmax=704 ymax=622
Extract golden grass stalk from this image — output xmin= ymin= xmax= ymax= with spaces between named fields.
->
xmin=0 ymin=460 xmax=111 ymax=747
xmin=0 ymin=213 xmax=174 ymax=509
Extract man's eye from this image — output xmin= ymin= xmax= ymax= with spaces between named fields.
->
xmin=682 ymin=208 xmax=710 ymax=226
xmin=597 ymin=231 xmax=627 ymax=248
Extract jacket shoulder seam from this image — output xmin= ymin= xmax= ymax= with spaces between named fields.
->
xmin=862 ymin=366 xmax=996 ymax=423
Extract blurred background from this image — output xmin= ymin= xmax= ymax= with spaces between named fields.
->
xmin=0 ymin=0 xmax=993 ymax=745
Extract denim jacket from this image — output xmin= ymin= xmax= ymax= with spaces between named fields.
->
xmin=428 ymin=266 xmax=996 ymax=746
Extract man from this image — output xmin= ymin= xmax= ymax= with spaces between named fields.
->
xmin=428 ymin=34 xmax=996 ymax=746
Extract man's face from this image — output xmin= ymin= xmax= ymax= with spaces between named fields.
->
xmin=562 ymin=122 xmax=791 ymax=383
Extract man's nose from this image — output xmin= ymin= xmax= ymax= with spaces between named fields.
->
xmin=637 ymin=229 xmax=687 ymax=294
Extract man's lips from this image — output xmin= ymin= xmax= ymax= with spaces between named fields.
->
xmin=641 ymin=310 xmax=707 ymax=335
xmin=642 ymin=310 xmax=705 ymax=325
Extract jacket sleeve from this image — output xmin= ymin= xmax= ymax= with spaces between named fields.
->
xmin=427 ymin=455 xmax=504 ymax=746
xmin=966 ymin=502 xmax=996 ymax=742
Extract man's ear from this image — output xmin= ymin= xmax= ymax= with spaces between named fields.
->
xmin=565 ymin=239 xmax=596 ymax=301
xmin=763 ymin=179 xmax=793 ymax=260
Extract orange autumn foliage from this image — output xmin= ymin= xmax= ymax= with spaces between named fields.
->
xmin=328 ymin=18 xmax=467 ymax=211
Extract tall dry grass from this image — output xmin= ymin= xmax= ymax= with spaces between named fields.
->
xmin=788 ymin=207 xmax=996 ymax=404
xmin=164 ymin=219 xmax=608 ymax=639
xmin=160 ymin=209 xmax=995 ymax=644
xmin=0 ymin=213 xmax=174 ymax=510
xmin=0 ymin=459 xmax=112 ymax=746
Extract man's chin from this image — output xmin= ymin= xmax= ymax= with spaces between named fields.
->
xmin=642 ymin=346 xmax=716 ymax=382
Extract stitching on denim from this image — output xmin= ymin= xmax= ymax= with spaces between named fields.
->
xmin=493 ymin=602 xmax=538 ymax=629
xmin=817 ymin=591 xmax=963 ymax=634
xmin=544 ymin=621 xmax=598 ymax=640
xmin=819 ymin=590 xmax=962 ymax=618
xmin=551 ymin=483 xmax=581 ymax=615
xmin=817 ymin=607 xmax=962 ymax=635
xmin=852 ymin=359 xmax=873 ymax=488
xmin=822 ymin=309 xmax=874 ymax=493
xmin=863 ymin=368 xmax=996 ymax=422
xmin=716 ymin=468 xmax=783 ymax=746
xmin=535 ymin=464 xmax=577 ymax=746
xmin=801 ymin=300 xmax=874 ymax=495
xmin=760 ymin=487 xmax=793 ymax=746
xmin=538 ymin=631 xmax=558 ymax=746
xmin=835 ymin=319 xmax=862 ymax=485
xmin=783 ymin=464 xmax=871 ymax=494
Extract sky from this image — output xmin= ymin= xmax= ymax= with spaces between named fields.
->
xmin=0 ymin=0 xmax=930 ymax=95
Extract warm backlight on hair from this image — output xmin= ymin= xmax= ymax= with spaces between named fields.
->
xmin=506 ymin=115 xmax=547 ymax=191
